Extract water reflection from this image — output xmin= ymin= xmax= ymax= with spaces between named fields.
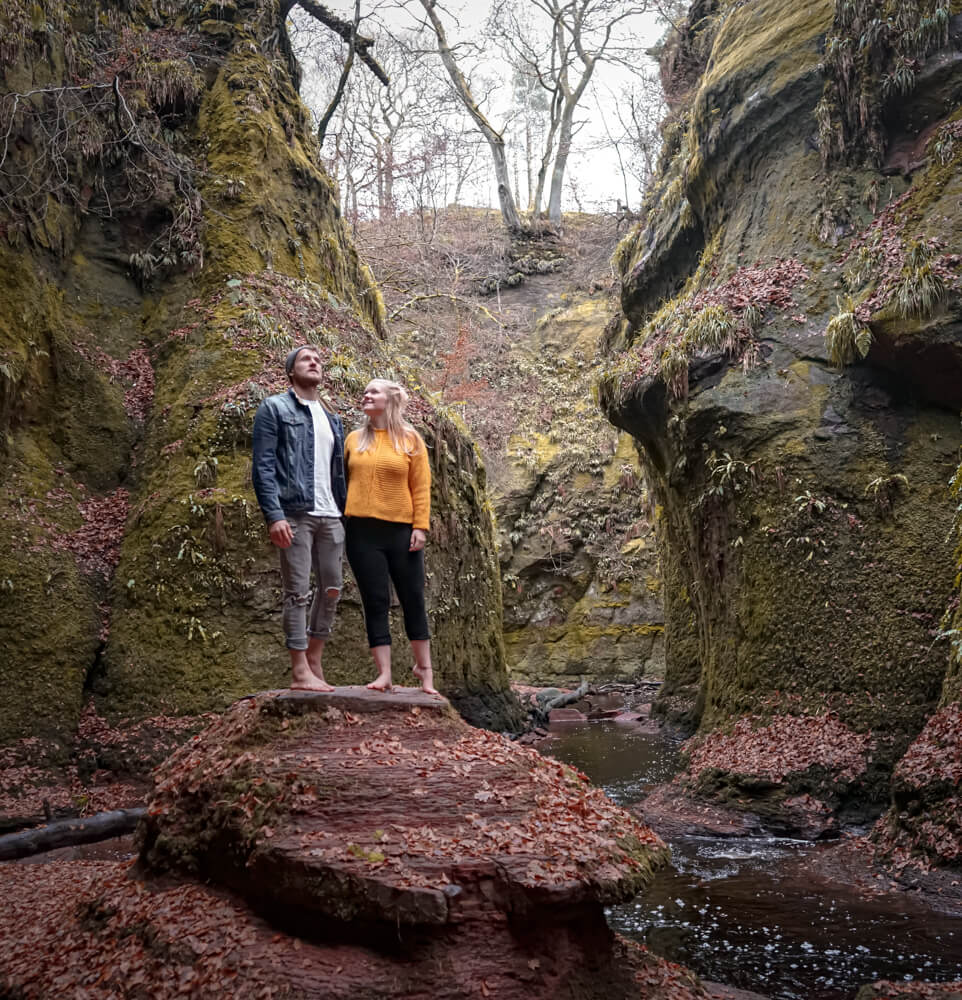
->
xmin=537 ymin=722 xmax=683 ymax=805
xmin=543 ymin=721 xmax=962 ymax=1000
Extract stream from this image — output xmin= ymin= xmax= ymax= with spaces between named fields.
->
xmin=541 ymin=720 xmax=962 ymax=1000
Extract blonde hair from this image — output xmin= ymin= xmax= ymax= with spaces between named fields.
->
xmin=356 ymin=378 xmax=421 ymax=455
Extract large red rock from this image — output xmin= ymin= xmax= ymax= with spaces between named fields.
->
xmin=139 ymin=688 xmax=666 ymax=922
xmin=0 ymin=688 xmax=713 ymax=999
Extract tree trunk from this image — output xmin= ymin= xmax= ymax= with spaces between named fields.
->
xmin=533 ymin=88 xmax=562 ymax=217
xmin=525 ymin=115 xmax=534 ymax=212
xmin=382 ymin=140 xmax=395 ymax=220
xmin=547 ymin=64 xmax=595 ymax=224
xmin=546 ymin=116 xmax=571 ymax=223
xmin=0 ymin=808 xmax=146 ymax=861
xmin=418 ymin=0 xmax=524 ymax=234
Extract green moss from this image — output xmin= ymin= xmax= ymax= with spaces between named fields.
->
xmin=699 ymin=0 xmax=832 ymax=99
xmin=0 ymin=516 xmax=99 ymax=742
xmin=505 ymin=623 xmax=664 ymax=686
xmin=0 ymin=237 xmax=140 ymax=742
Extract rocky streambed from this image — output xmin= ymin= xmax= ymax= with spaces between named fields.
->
xmin=540 ymin=712 xmax=962 ymax=1000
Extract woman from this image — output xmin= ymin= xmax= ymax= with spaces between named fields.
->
xmin=344 ymin=378 xmax=439 ymax=696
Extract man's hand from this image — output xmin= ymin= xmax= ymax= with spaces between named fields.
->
xmin=409 ymin=528 xmax=426 ymax=552
xmin=269 ymin=519 xmax=294 ymax=548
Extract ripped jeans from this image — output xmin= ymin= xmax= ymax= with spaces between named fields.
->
xmin=278 ymin=514 xmax=345 ymax=650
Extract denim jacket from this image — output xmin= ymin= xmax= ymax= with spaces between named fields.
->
xmin=251 ymin=389 xmax=346 ymax=523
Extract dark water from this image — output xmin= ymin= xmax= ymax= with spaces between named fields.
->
xmin=541 ymin=721 xmax=962 ymax=1000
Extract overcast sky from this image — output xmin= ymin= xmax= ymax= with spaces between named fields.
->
xmin=297 ymin=0 xmax=667 ymax=214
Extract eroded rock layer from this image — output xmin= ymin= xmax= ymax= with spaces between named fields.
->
xmin=494 ymin=296 xmax=664 ymax=687
xmin=601 ymin=0 xmax=962 ymax=861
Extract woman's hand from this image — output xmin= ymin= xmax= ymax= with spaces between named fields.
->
xmin=409 ymin=528 xmax=426 ymax=552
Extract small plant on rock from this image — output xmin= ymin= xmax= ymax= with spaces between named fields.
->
xmin=611 ymin=234 xmax=636 ymax=275
xmin=893 ymin=241 xmax=947 ymax=318
xmin=685 ymin=304 xmax=736 ymax=353
xmin=881 ymin=55 xmax=917 ymax=99
xmin=193 ymin=455 xmax=218 ymax=487
xmin=224 ymin=176 xmax=246 ymax=200
xmin=661 ymin=342 xmax=689 ymax=399
xmin=742 ymin=303 xmax=763 ymax=333
xmin=825 ymin=295 xmax=872 ymax=367
xmin=704 ymin=451 xmax=757 ymax=501
xmin=844 ymin=245 xmax=877 ymax=292
xmin=864 ymin=473 xmax=909 ymax=513
xmin=129 ymin=250 xmax=158 ymax=289
xmin=794 ymin=490 xmax=827 ymax=516
xmin=662 ymin=176 xmax=683 ymax=214
xmin=933 ymin=133 xmax=955 ymax=164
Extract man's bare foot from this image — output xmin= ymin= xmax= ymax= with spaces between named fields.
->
xmin=291 ymin=676 xmax=335 ymax=692
xmin=366 ymin=676 xmax=393 ymax=692
xmin=291 ymin=662 xmax=334 ymax=692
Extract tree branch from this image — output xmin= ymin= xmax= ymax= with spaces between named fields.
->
xmin=389 ymin=291 xmax=506 ymax=325
xmin=0 ymin=808 xmax=146 ymax=861
xmin=293 ymin=0 xmax=389 ymax=85
xmin=317 ymin=0 xmax=361 ymax=144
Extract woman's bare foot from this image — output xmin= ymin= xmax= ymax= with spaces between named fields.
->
xmin=412 ymin=664 xmax=440 ymax=696
xmin=366 ymin=675 xmax=393 ymax=692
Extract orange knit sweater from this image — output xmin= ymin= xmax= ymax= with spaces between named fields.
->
xmin=344 ymin=428 xmax=431 ymax=530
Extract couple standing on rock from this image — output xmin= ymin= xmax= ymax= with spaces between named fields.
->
xmin=251 ymin=344 xmax=439 ymax=697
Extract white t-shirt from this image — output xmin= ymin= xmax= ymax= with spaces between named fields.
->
xmin=297 ymin=396 xmax=340 ymax=517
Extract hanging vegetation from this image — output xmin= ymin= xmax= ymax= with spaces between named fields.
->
xmin=817 ymin=0 xmax=952 ymax=166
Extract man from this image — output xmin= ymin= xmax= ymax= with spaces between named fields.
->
xmin=252 ymin=345 xmax=346 ymax=691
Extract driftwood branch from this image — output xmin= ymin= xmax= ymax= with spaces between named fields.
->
xmin=543 ymin=679 xmax=589 ymax=713
xmin=527 ymin=680 xmax=589 ymax=726
xmin=388 ymin=292 xmax=505 ymax=325
xmin=0 ymin=807 xmax=146 ymax=861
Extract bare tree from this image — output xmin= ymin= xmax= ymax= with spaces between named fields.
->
xmin=314 ymin=0 xmax=363 ymax=146
xmin=282 ymin=0 xmax=389 ymax=87
xmin=589 ymin=69 xmax=663 ymax=211
xmin=414 ymin=0 xmax=525 ymax=234
xmin=297 ymin=20 xmax=472 ymax=224
xmin=489 ymin=0 xmax=650 ymax=223
xmin=613 ymin=71 xmax=664 ymax=201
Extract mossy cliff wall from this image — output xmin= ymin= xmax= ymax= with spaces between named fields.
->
xmin=493 ymin=296 xmax=664 ymax=687
xmin=0 ymin=0 xmax=520 ymax=746
xmin=601 ymin=0 xmax=962 ymax=836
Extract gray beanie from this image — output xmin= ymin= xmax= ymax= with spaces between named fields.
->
xmin=285 ymin=344 xmax=318 ymax=378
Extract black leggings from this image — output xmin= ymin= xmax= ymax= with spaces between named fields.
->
xmin=345 ymin=517 xmax=430 ymax=647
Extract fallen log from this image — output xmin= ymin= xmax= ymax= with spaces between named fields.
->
xmin=542 ymin=680 xmax=589 ymax=714
xmin=530 ymin=680 xmax=590 ymax=726
xmin=0 ymin=807 xmax=146 ymax=861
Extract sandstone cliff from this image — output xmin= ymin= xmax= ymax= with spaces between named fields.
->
xmin=0 ymin=0 xmax=521 ymax=765
xmin=601 ymin=0 xmax=962 ymax=864
xmin=492 ymin=293 xmax=664 ymax=688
